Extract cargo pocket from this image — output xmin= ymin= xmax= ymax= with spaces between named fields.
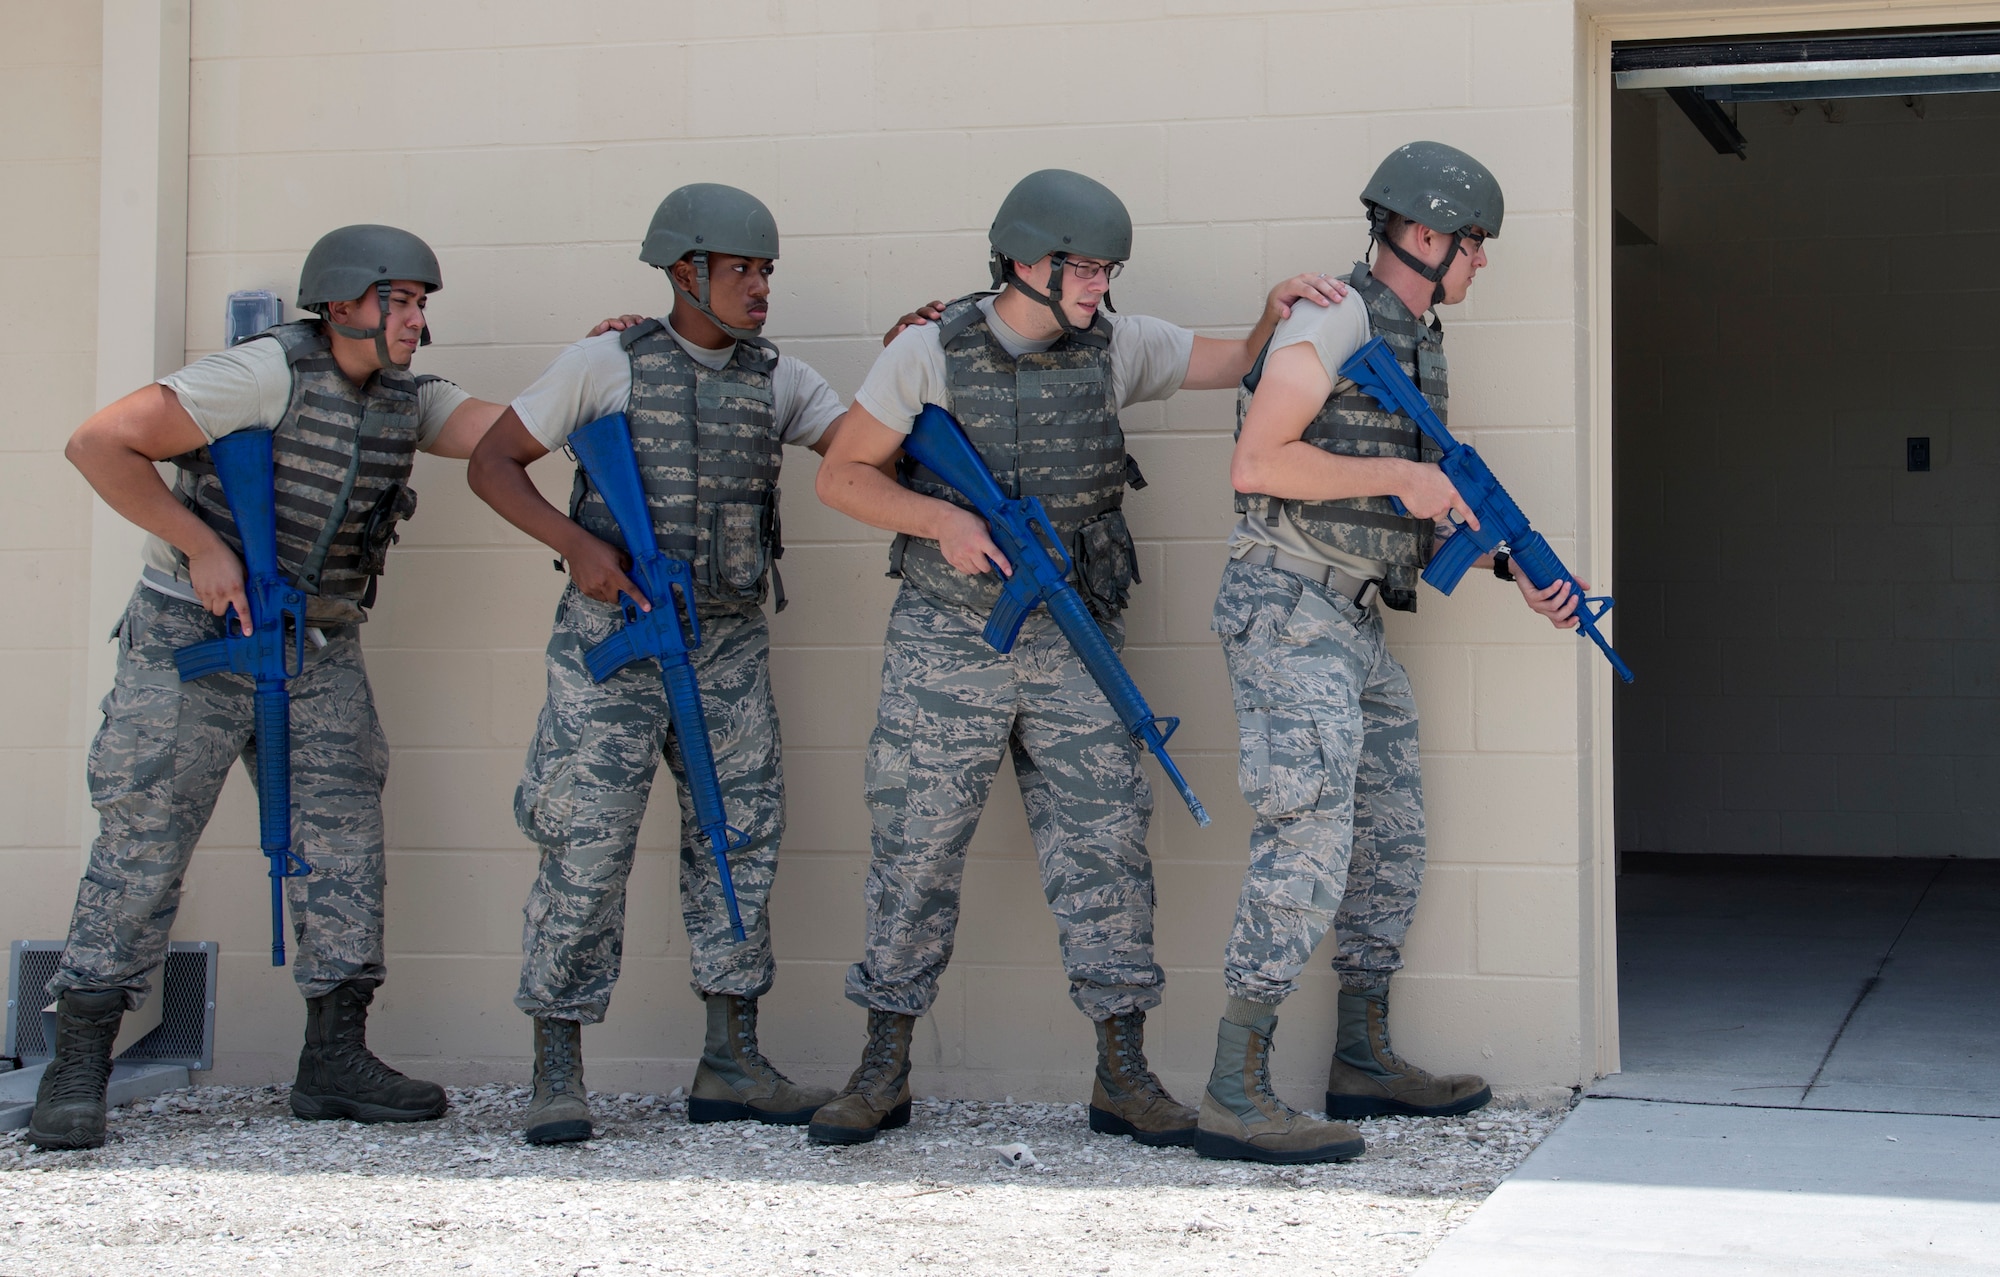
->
xmin=514 ymin=705 xmax=579 ymax=851
xmin=1235 ymin=706 xmax=1331 ymax=823
xmin=707 ymin=501 xmax=771 ymax=599
xmin=1073 ymin=509 xmax=1138 ymax=618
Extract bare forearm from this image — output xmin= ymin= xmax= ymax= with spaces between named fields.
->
xmin=816 ymin=457 xmax=961 ymax=540
xmin=66 ymin=435 xmax=228 ymax=561
xmin=467 ymin=452 xmax=597 ymax=560
xmin=1233 ymin=444 xmax=1416 ymax=505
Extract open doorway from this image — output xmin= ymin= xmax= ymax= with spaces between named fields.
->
xmin=1607 ymin=27 xmax=2000 ymax=1115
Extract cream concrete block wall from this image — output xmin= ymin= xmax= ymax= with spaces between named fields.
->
xmin=0 ymin=2 xmax=100 ymax=953
xmin=8 ymin=0 xmax=1596 ymax=1097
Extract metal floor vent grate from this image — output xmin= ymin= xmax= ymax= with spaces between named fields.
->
xmin=6 ymin=941 xmax=218 ymax=1070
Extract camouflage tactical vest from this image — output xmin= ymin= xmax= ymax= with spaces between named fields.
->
xmin=569 ymin=319 xmax=784 ymax=611
xmin=1235 ymin=263 xmax=1445 ymax=612
xmin=174 ymin=320 xmax=422 ymax=626
xmin=891 ymin=294 xmax=1141 ymax=620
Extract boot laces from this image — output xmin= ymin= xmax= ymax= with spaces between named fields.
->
xmin=849 ymin=1015 xmax=906 ymax=1094
xmin=1247 ymin=1026 xmax=1295 ymax=1118
xmin=46 ymin=1003 xmax=121 ymax=1104
xmin=46 ymin=1046 xmax=116 ymax=1104
xmin=540 ymin=1028 xmax=581 ymax=1095
xmin=1105 ymin=1016 xmax=1172 ymax=1103
xmin=729 ymin=1002 xmax=781 ymax=1085
xmin=1370 ymin=1012 xmax=1430 ymax=1082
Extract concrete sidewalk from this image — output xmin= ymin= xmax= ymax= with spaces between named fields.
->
xmin=1421 ymin=857 xmax=2000 ymax=1275
xmin=1418 ymin=1098 xmax=2000 ymax=1275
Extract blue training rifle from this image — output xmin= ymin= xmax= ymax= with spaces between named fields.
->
xmin=903 ymin=404 xmax=1211 ymax=826
xmin=567 ymin=412 xmax=749 ymax=941
xmin=1337 ymin=336 xmax=1635 ymax=683
xmin=172 ymin=429 xmax=315 ymax=966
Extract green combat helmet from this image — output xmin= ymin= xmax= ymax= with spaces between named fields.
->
xmin=1360 ymin=141 xmax=1504 ymax=307
xmin=639 ymin=183 xmax=780 ymax=342
xmin=987 ymin=169 xmax=1133 ymax=337
xmin=297 ymin=224 xmax=443 ymax=370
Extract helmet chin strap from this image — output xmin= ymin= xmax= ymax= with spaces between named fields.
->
xmin=1001 ymin=252 xmax=1098 ymax=338
xmin=1373 ymin=221 xmax=1463 ymax=309
xmin=669 ymin=251 xmax=764 ymax=341
xmin=324 ymin=280 xmax=421 ymax=370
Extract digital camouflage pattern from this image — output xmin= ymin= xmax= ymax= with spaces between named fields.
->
xmin=173 ymin=321 xmax=421 ymax=625
xmin=1210 ymin=558 xmax=1426 ymax=1003
xmin=52 ymin=586 xmax=391 ymax=1007
xmin=568 ymin=321 xmax=783 ymax=608
xmin=847 ymin=586 xmax=1162 ymax=1021
xmin=891 ymin=296 xmax=1137 ymax=622
xmin=1233 ymin=263 xmax=1444 ymax=613
xmin=515 ymin=586 xmax=783 ymax=1023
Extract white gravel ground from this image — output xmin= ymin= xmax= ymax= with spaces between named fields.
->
xmin=0 ymin=1085 xmax=1569 ymax=1276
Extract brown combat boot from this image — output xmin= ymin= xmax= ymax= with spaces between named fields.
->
xmin=807 ymin=1009 xmax=915 ymax=1146
xmin=1195 ymin=1005 xmax=1364 ymax=1165
xmin=1087 ymin=1011 xmax=1196 ymax=1147
xmin=522 ymin=1016 xmax=592 ymax=1145
xmin=688 ymin=993 xmax=836 ymax=1126
xmin=1325 ymin=984 xmax=1491 ymax=1118
xmin=25 ymin=988 xmax=125 ymax=1151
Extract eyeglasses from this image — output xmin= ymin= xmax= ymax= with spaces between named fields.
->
xmin=1458 ymin=229 xmax=1489 ymax=249
xmin=1060 ymin=257 xmax=1124 ymax=281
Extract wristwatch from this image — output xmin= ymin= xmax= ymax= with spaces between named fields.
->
xmin=1492 ymin=551 xmax=1515 ymax=582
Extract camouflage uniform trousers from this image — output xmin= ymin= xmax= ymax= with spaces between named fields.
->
xmin=52 ymin=584 xmax=390 ymax=1009
xmin=514 ymin=584 xmax=783 ymax=1024
xmin=1211 ymin=557 xmax=1427 ymax=1004
xmin=846 ymin=584 xmax=1162 ymax=1022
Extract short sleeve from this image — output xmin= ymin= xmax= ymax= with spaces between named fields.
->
xmin=157 ymin=338 xmax=293 ymax=442
xmin=773 ymin=355 xmax=844 ymax=449
xmin=415 ymin=377 xmax=473 ymax=449
xmin=1107 ymin=314 xmax=1195 ymax=407
xmin=509 ymin=333 xmax=636 ymax=452
xmin=1267 ymin=291 xmax=1372 ymax=387
xmin=852 ymin=326 xmax=950 ymax=436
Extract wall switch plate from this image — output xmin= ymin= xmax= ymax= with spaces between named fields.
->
xmin=1908 ymin=437 xmax=1931 ymax=472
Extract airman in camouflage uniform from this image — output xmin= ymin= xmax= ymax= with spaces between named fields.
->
xmin=809 ymin=169 xmax=1347 ymax=1147
xmin=1196 ymin=144 xmax=1585 ymax=1165
xmin=32 ymin=225 xmax=499 ymax=1151
xmin=469 ymin=185 xmax=858 ymax=1146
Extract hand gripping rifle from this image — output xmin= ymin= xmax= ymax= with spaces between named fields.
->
xmin=566 ymin=413 xmax=749 ymax=940
xmin=1337 ymin=336 xmax=1635 ymax=683
xmin=903 ymin=404 xmax=1211 ymax=826
xmin=171 ymin=429 xmax=315 ymax=966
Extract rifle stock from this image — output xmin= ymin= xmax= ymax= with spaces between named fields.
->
xmin=171 ymin=428 xmax=313 ymax=967
xmin=903 ymin=405 xmax=1212 ymax=827
xmin=567 ymin=413 xmax=750 ymax=940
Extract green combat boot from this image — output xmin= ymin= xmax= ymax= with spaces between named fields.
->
xmin=291 ymin=980 xmax=448 ymax=1123
xmin=688 ymin=994 xmax=836 ymax=1126
xmin=1325 ymin=984 xmax=1491 ymax=1118
xmin=807 ymin=1009 xmax=916 ymax=1146
xmin=1195 ymin=1005 xmax=1364 ymax=1165
xmin=25 ymin=988 xmax=125 ymax=1151
xmin=1087 ymin=1012 xmax=1196 ymax=1147
xmin=522 ymin=1017 xmax=592 ymax=1145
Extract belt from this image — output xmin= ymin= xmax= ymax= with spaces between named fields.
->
xmin=1238 ymin=544 xmax=1382 ymax=610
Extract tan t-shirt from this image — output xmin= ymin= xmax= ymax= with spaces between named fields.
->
xmin=853 ymin=295 xmax=1195 ymax=431
xmin=1226 ymin=290 xmax=1393 ymax=580
xmin=143 ymin=337 xmax=470 ymax=595
xmin=510 ymin=323 xmax=842 ymax=454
